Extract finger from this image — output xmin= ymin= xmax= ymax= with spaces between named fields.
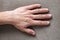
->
xmin=30 ymin=14 xmax=52 ymax=19
xmin=30 ymin=8 xmax=49 ymax=14
xmin=22 ymin=28 xmax=35 ymax=35
xmin=15 ymin=23 xmax=35 ymax=35
xmin=24 ymin=4 xmax=41 ymax=10
xmin=31 ymin=20 xmax=50 ymax=26
xmin=15 ymin=26 xmax=35 ymax=35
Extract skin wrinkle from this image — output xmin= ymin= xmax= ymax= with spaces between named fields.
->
xmin=0 ymin=4 xmax=52 ymax=35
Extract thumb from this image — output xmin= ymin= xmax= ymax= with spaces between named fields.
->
xmin=15 ymin=24 xmax=35 ymax=35
xmin=22 ymin=28 xmax=36 ymax=35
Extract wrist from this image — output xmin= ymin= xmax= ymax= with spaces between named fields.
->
xmin=0 ymin=11 xmax=13 ymax=25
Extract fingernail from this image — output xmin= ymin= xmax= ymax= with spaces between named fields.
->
xmin=32 ymin=32 xmax=35 ymax=35
xmin=45 ymin=8 xmax=49 ymax=10
xmin=48 ymin=14 xmax=52 ymax=17
xmin=30 ymin=31 xmax=35 ymax=35
xmin=47 ymin=21 xmax=50 ymax=24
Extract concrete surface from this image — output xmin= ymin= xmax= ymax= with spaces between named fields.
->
xmin=0 ymin=0 xmax=60 ymax=40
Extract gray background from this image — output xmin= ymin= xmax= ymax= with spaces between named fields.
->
xmin=0 ymin=0 xmax=60 ymax=40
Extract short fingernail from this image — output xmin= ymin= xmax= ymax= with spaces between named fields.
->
xmin=30 ymin=31 xmax=35 ymax=35
xmin=47 ymin=21 xmax=50 ymax=24
xmin=45 ymin=8 xmax=49 ymax=10
xmin=48 ymin=14 xmax=52 ymax=17
xmin=32 ymin=32 xmax=35 ymax=35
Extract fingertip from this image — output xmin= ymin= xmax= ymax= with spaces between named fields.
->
xmin=41 ymin=8 xmax=49 ymax=12
xmin=46 ymin=21 xmax=50 ymax=25
xmin=27 ymin=29 xmax=36 ymax=35
xmin=48 ymin=14 xmax=52 ymax=18
xmin=31 ymin=30 xmax=36 ymax=35
xmin=45 ymin=8 xmax=49 ymax=11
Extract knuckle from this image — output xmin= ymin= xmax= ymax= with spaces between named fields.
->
xmin=28 ymin=15 xmax=34 ymax=19
xmin=25 ymin=18 xmax=32 ymax=22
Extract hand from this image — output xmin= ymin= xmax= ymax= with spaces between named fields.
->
xmin=5 ymin=4 xmax=52 ymax=35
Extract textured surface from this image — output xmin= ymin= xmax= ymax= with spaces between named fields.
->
xmin=0 ymin=0 xmax=60 ymax=40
